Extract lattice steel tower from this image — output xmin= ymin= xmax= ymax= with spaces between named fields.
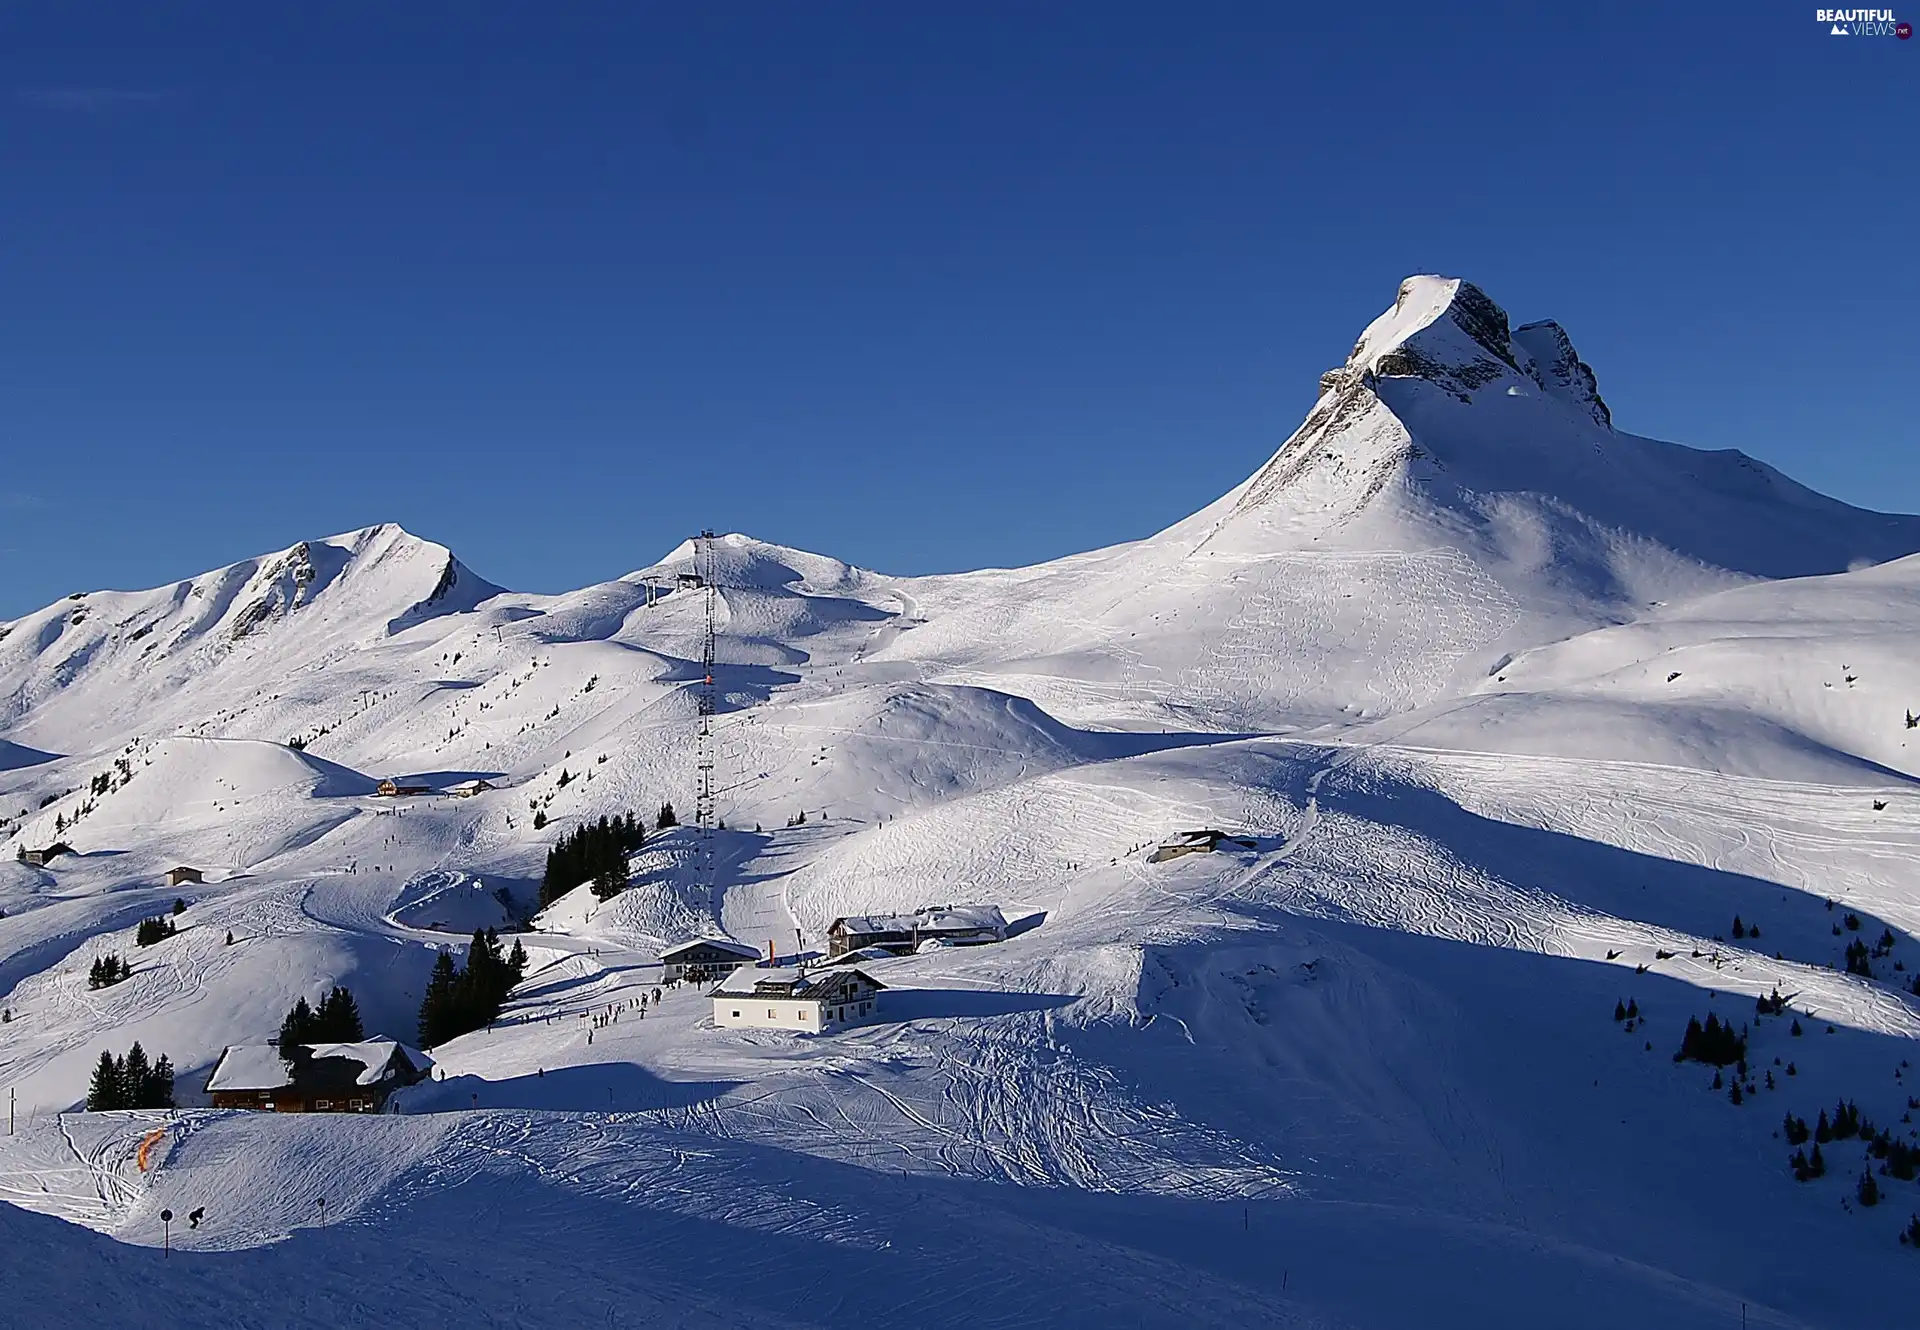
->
xmin=694 ymin=531 xmax=719 ymax=900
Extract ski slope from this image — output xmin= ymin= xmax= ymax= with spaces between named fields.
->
xmin=3 ymin=276 xmax=1919 ymax=1328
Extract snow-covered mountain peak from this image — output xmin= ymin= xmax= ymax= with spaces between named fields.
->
xmin=638 ymin=532 xmax=878 ymax=593
xmin=0 ymin=523 xmax=503 ymax=752
xmin=1339 ymin=275 xmax=1520 ymax=396
xmin=1512 ymin=318 xmax=1612 ymax=429
xmin=1199 ymin=273 xmax=1920 ymax=601
xmin=1323 ymin=276 xmax=1608 ymax=431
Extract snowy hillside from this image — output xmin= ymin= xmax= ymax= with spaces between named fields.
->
xmin=3 ymin=276 xmax=1920 ymax=1329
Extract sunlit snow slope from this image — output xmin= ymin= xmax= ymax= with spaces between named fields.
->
xmin=3 ymin=276 xmax=1920 ymax=1330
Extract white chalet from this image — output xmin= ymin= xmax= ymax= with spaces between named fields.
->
xmin=711 ymin=966 xmax=884 ymax=1033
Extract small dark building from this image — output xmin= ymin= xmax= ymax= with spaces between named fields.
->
xmin=826 ymin=906 xmax=1007 ymax=958
xmin=166 ymin=866 xmax=204 ymax=887
xmin=659 ymin=937 xmax=761 ymax=984
xmin=205 ymin=1039 xmax=432 ymax=1113
xmin=1148 ymin=829 xmax=1256 ymax=864
xmin=376 ymin=779 xmax=432 ymax=797
xmin=19 ymin=842 xmax=73 ymax=867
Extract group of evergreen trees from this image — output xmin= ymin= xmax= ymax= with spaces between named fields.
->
xmin=417 ymin=929 xmax=527 ymax=1048
xmin=135 ymin=915 xmax=177 ymax=946
xmin=539 ymin=813 xmax=646 ymax=906
xmin=88 ymin=953 xmax=130 ymax=989
xmin=1791 ymin=1142 xmax=1828 ymax=1182
xmin=1782 ymin=1098 xmax=1920 ymax=1192
xmin=1877 ymin=1135 xmax=1918 ymax=1182
xmin=87 ymin=1042 xmax=174 ymax=1110
xmin=1673 ymin=1013 xmax=1746 ymax=1066
xmin=277 ymin=986 xmax=365 ymax=1057
xmin=1814 ymin=1098 xmax=1867 ymax=1143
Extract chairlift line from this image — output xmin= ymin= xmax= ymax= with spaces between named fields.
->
xmin=694 ymin=530 xmax=720 ymax=909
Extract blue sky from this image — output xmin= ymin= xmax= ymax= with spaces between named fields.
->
xmin=1 ymin=4 xmax=1914 ymax=616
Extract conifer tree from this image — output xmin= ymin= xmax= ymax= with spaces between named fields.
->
xmin=122 ymin=1043 xmax=151 ymax=1104
xmin=315 ymin=986 xmax=364 ymax=1041
xmin=278 ymin=997 xmax=316 ymax=1058
xmin=418 ymin=949 xmax=458 ymax=1047
xmin=657 ymin=801 xmax=677 ymax=830
xmin=1859 ymin=1169 xmax=1881 ymax=1208
xmin=87 ymin=1050 xmax=123 ymax=1111
xmin=147 ymin=1054 xmax=174 ymax=1108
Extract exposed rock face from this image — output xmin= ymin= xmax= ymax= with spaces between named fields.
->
xmin=229 ymin=542 xmax=320 ymax=641
xmin=1367 ymin=280 xmax=1523 ymax=403
xmin=1514 ymin=319 xmax=1612 ymax=429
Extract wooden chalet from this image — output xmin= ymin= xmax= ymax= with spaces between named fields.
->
xmin=166 ymin=866 xmax=204 ymax=887
xmin=659 ymin=937 xmax=762 ymax=984
xmin=1147 ymin=829 xmax=1257 ymax=864
xmin=19 ymin=843 xmax=73 ymax=867
xmin=826 ymin=905 xmax=1007 ymax=958
xmin=376 ymin=778 xmax=433 ymax=798
xmin=205 ymin=1039 xmax=432 ymax=1113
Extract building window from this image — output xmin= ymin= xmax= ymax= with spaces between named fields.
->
xmin=731 ymin=1009 xmax=741 ymax=1018
xmin=316 ymin=1100 xmax=333 ymax=1111
xmin=768 ymin=1009 xmax=777 ymax=1019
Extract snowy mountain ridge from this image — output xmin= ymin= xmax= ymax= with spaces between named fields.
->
xmin=3 ymin=276 xmax=1919 ymax=1330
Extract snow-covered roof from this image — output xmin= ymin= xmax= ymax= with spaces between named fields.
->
xmin=305 ymin=1039 xmax=431 ymax=1086
xmin=205 ymin=1045 xmax=292 ymax=1092
xmin=832 ymin=913 xmax=918 ymax=935
xmin=713 ymin=966 xmax=884 ymax=999
xmin=918 ymin=905 xmax=1005 ymax=933
xmin=205 ymin=1039 xmax=431 ymax=1092
xmin=833 ymin=905 xmax=1005 ymax=935
xmin=660 ymin=937 xmax=761 ymax=961
xmin=714 ymin=964 xmax=799 ymax=995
